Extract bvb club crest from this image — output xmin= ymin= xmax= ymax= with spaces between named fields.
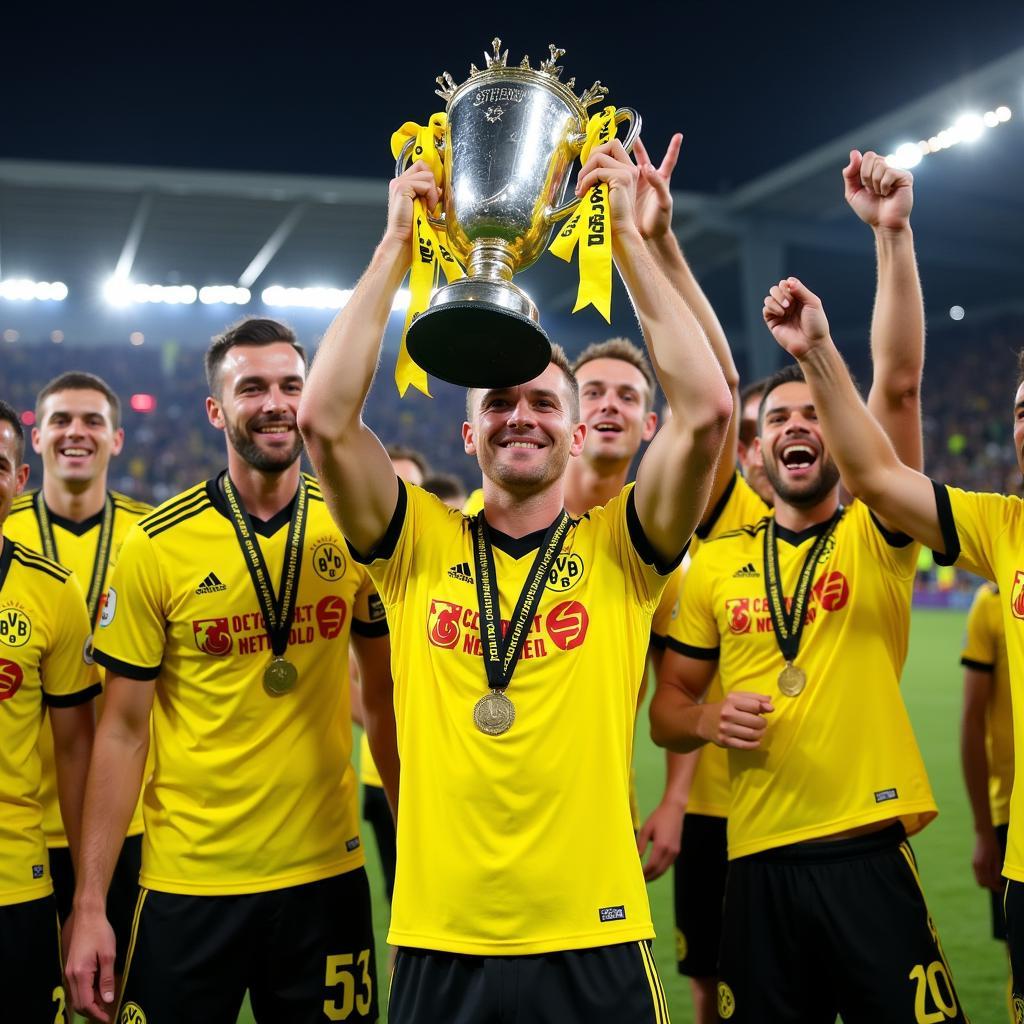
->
xmin=718 ymin=981 xmax=736 ymax=1019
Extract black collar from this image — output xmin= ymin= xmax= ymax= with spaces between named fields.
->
xmin=38 ymin=497 xmax=107 ymax=536
xmin=207 ymin=472 xmax=297 ymax=538
xmin=773 ymin=507 xmax=844 ymax=547
xmin=484 ymin=512 xmax=572 ymax=559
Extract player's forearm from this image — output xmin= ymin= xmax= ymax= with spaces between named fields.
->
xmin=299 ymin=237 xmax=408 ymax=445
xmin=73 ymin=723 xmax=149 ymax=912
xmin=363 ymin=704 xmax=399 ymax=817
xmin=662 ymin=749 xmax=699 ymax=809
xmin=51 ymin=707 xmax=96 ymax=868
xmin=960 ymin=712 xmax=995 ymax=834
xmin=868 ymin=226 xmax=924 ymax=470
xmin=649 ymin=686 xmax=711 ymax=754
xmin=797 ymin=340 xmax=900 ymax=502
xmin=615 ymin=230 xmax=732 ymax=434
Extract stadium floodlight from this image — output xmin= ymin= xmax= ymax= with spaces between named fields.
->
xmin=885 ymin=105 xmax=1011 ymax=167
xmin=104 ymin=279 xmax=198 ymax=306
xmin=949 ymin=305 xmax=965 ymax=321
xmin=0 ymin=279 xmax=68 ymax=302
xmin=261 ymin=285 xmax=353 ymax=309
xmin=199 ymin=285 xmax=251 ymax=305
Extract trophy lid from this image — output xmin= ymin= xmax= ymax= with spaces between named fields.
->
xmin=435 ymin=39 xmax=608 ymax=118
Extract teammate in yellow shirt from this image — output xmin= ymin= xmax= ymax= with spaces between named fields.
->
xmin=0 ymin=399 xmax=99 ymax=1023
xmin=785 ymin=276 xmax=1024 ymax=1005
xmin=66 ymin=319 xmax=393 ymax=1024
xmin=5 ymin=372 xmax=151 ymax=994
xmin=960 ymin=581 xmax=1014 ymax=997
xmin=653 ymin=155 xmax=968 ymax=1021
xmin=299 ymin=141 xmax=732 ymax=1022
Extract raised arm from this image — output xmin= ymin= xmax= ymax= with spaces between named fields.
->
xmin=633 ymin=134 xmax=741 ymax=522
xmin=576 ymin=141 xmax=732 ymax=562
xmin=762 ymin=277 xmax=943 ymax=549
xmin=66 ymin=675 xmax=153 ymax=1023
xmin=844 ymin=150 xmax=925 ymax=471
xmin=298 ymin=163 xmax=440 ymax=554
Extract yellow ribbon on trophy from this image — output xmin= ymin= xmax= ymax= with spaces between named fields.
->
xmin=390 ymin=114 xmax=464 ymax=397
xmin=548 ymin=105 xmax=618 ymax=322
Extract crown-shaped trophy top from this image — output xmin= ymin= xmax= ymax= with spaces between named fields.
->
xmin=434 ymin=38 xmax=609 ymax=111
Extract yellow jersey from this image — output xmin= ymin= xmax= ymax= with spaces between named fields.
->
xmin=933 ymin=484 xmax=1024 ymax=877
xmin=660 ymin=471 xmax=771 ymax=818
xmin=92 ymin=473 xmax=387 ymax=896
xmin=673 ymin=500 xmax=935 ymax=858
xmin=0 ymin=538 xmax=100 ymax=905
xmin=6 ymin=489 xmax=151 ymax=846
xmin=961 ymin=582 xmax=1013 ymax=828
xmin=358 ymin=481 xmax=676 ymax=954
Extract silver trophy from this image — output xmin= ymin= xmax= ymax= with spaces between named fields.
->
xmin=395 ymin=40 xmax=640 ymax=389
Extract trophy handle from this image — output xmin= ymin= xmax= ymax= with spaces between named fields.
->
xmin=394 ymin=137 xmax=447 ymax=230
xmin=545 ymin=107 xmax=643 ymax=223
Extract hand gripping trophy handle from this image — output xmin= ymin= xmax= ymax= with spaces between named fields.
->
xmin=394 ymin=41 xmax=643 ymax=390
xmin=545 ymin=107 xmax=641 ymax=222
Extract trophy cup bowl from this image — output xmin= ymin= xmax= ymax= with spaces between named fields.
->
xmin=396 ymin=41 xmax=640 ymax=389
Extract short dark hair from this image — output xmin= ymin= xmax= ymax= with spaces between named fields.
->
xmin=0 ymin=399 xmax=25 ymax=465
xmin=385 ymin=445 xmax=430 ymax=480
xmin=36 ymin=372 xmax=122 ymax=430
xmin=466 ymin=344 xmax=580 ymax=422
xmin=740 ymin=376 xmax=770 ymax=410
xmin=572 ymin=337 xmax=656 ymax=411
xmin=757 ymin=362 xmax=860 ymax=430
xmin=1017 ymin=349 xmax=1024 ymax=387
xmin=422 ymin=472 xmax=466 ymax=503
xmin=758 ymin=364 xmax=807 ymax=430
xmin=206 ymin=317 xmax=306 ymax=397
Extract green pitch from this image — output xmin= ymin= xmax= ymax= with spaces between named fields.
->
xmin=230 ymin=607 xmax=1006 ymax=1023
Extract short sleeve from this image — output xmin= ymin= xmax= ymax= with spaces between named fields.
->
xmin=650 ymin=563 xmax=684 ymax=645
xmin=848 ymin=501 xmax=919 ymax=581
xmin=352 ymin=574 xmax=389 ymax=637
xmin=933 ymin=484 xmax=1018 ymax=581
xmin=91 ymin=524 xmax=167 ymax=680
xmin=665 ymin=546 xmax=720 ymax=660
xmin=41 ymin=571 xmax=101 ymax=706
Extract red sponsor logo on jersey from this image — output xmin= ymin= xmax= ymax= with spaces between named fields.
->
xmin=1011 ymin=571 xmax=1024 ymax=620
xmin=546 ymin=600 xmax=589 ymax=650
xmin=812 ymin=571 xmax=849 ymax=612
xmin=725 ymin=597 xmax=752 ymax=634
xmin=316 ymin=596 xmax=348 ymax=640
xmin=0 ymin=658 xmax=23 ymax=700
xmin=427 ymin=600 xmax=463 ymax=649
xmin=192 ymin=618 xmax=233 ymax=656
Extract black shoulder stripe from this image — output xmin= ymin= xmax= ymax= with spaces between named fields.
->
xmin=10 ymin=493 xmax=35 ymax=511
xmin=307 ymin=493 xmax=325 ymax=504
xmin=145 ymin=502 xmax=213 ymax=539
xmin=140 ymin=494 xmax=212 ymax=535
xmin=665 ymin=636 xmax=720 ymax=661
xmin=111 ymin=492 xmax=153 ymax=515
xmin=10 ymin=545 xmax=71 ymax=583
xmin=44 ymin=682 xmax=102 ymax=708
xmin=138 ymin=485 xmax=209 ymax=530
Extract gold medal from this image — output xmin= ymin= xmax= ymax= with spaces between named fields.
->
xmin=473 ymin=691 xmax=516 ymax=735
xmin=778 ymin=662 xmax=806 ymax=697
xmin=264 ymin=657 xmax=298 ymax=696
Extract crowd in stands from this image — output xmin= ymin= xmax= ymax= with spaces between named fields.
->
xmin=3 ymin=315 xmax=1022 ymax=510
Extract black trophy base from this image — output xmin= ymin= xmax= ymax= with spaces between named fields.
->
xmin=405 ymin=302 xmax=553 ymax=390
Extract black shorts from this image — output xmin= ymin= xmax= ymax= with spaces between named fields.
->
xmin=51 ymin=832 xmax=142 ymax=974
xmin=362 ymin=783 xmax=396 ymax=903
xmin=388 ymin=941 xmax=669 ymax=1024
xmin=118 ymin=869 xmax=377 ymax=1024
xmin=991 ymin=823 xmax=1010 ymax=940
xmin=718 ymin=824 xmax=966 ymax=1024
xmin=673 ymin=812 xmax=727 ymax=978
xmin=0 ymin=894 xmax=67 ymax=1022
xmin=1002 ymin=877 xmax=1024 ymax=1015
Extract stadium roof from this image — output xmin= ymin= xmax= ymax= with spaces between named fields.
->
xmin=2 ymin=41 xmax=1023 ymax=380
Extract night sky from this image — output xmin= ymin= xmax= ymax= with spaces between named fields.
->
xmin=7 ymin=3 xmax=1024 ymax=192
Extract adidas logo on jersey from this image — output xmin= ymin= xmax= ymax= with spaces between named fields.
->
xmin=733 ymin=562 xmax=759 ymax=578
xmin=447 ymin=561 xmax=473 ymax=583
xmin=195 ymin=572 xmax=227 ymax=595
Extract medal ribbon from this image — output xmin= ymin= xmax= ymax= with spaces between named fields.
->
xmin=222 ymin=475 xmax=308 ymax=659
xmin=390 ymin=114 xmax=465 ymax=398
xmin=472 ymin=511 xmax=572 ymax=692
xmin=762 ymin=508 xmax=844 ymax=666
xmin=548 ymin=105 xmax=618 ymax=323
xmin=34 ymin=491 xmax=114 ymax=625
